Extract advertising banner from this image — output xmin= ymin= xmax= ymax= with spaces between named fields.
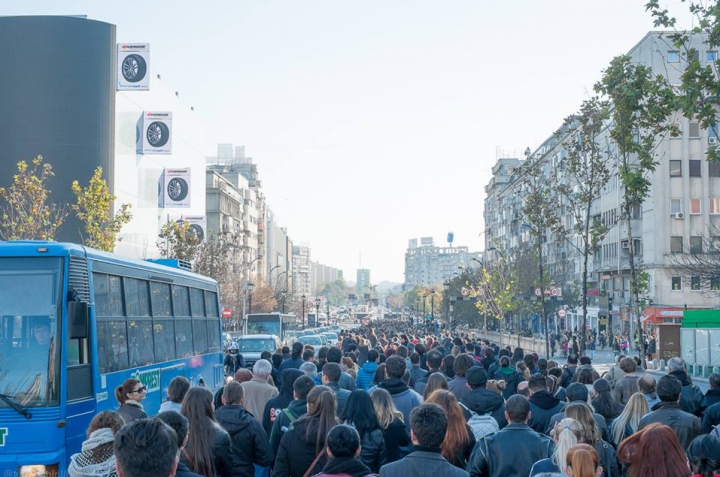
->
xmin=182 ymin=215 xmax=206 ymax=242
xmin=117 ymin=43 xmax=150 ymax=90
xmin=162 ymin=168 xmax=191 ymax=208
xmin=142 ymin=112 xmax=172 ymax=155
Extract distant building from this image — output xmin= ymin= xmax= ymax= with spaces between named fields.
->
xmin=356 ymin=269 xmax=371 ymax=297
xmin=404 ymin=237 xmax=482 ymax=288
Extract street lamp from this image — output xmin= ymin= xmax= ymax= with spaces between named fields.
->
xmin=315 ymin=297 xmax=321 ymax=327
xmin=247 ymin=282 xmax=255 ymax=314
xmin=326 ymin=300 xmax=331 ymax=324
xmin=443 ymin=281 xmax=451 ymax=331
xmin=430 ymin=288 xmax=436 ymax=322
xmin=281 ymin=290 xmax=287 ymax=314
xmin=269 ymin=264 xmax=281 ymax=287
xmin=301 ymin=294 xmax=307 ymax=330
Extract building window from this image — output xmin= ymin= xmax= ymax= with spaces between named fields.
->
xmin=671 ymin=236 xmax=684 ymax=253
xmin=711 ymin=277 xmax=720 ymax=290
xmin=671 ymin=198 xmax=683 ymax=214
xmin=690 ymin=160 xmax=702 ymax=177
xmin=690 ymin=236 xmax=703 ymax=254
xmin=672 ymin=276 xmax=682 ymax=290
xmin=670 ymin=160 xmax=682 ymax=177
xmin=708 ymin=51 xmax=718 ymax=62
xmin=711 ymin=162 xmax=720 ymax=177
xmin=689 ymin=122 xmax=701 ymax=138
xmin=710 ymin=198 xmax=720 ymax=215
xmin=690 ymin=198 xmax=702 ymax=215
xmin=668 ymin=51 xmax=681 ymax=63
xmin=691 ymin=276 xmax=701 ymax=290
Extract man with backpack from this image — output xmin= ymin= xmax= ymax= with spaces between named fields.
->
xmin=460 ymin=367 xmax=506 ymax=433
xmin=268 ymin=375 xmax=315 ymax=455
xmin=560 ymin=354 xmax=578 ymax=388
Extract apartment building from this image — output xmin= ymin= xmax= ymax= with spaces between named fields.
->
xmin=404 ymin=237 xmax=482 ymax=288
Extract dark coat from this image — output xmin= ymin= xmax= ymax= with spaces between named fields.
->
xmin=215 ymin=405 xmax=273 ymax=477
xmin=271 ymin=418 xmax=329 ymax=477
xmin=547 ymin=406 xmax=610 ymax=441
xmin=409 ymin=365 xmax=428 ymax=387
xmin=380 ymin=449 xmax=469 ymax=477
xmin=326 ymin=382 xmax=351 ymax=416
xmin=467 ymin=423 xmax=553 ymax=477
xmin=669 ymin=370 xmax=704 ymax=416
xmin=701 ymin=388 xmax=720 ymax=412
xmin=380 ymin=417 xmax=411 ymax=464
xmin=262 ymin=369 xmax=304 ymax=437
xmin=358 ymin=427 xmax=386 ymax=473
xmin=702 ymin=400 xmax=720 ymax=434
xmin=528 ymin=391 xmax=565 ymax=434
xmin=492 ymin=367 xmax=521 ymax=399
xmin=175 ymin=462 xmax=203 ymax=477
xmin=117 ymin=401 xmax=147 ymax=424
xmin=180 ymin=422 xmax=233 ymax=477
xmin=269 ymin=398 xmax=307 ymax=455
xmin=639 ymin=401 xmax=701 ymax=450
xmin=461 ymin=388 xmax=508 ymax=429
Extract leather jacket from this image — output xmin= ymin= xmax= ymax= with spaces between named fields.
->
xmin=468 ymin=423 xmax=554 ymax=477
xmin=639 ymin=401 xmax=701 ymax=450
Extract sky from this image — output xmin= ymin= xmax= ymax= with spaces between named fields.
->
xmin=3 ymin=0 xmax=695 ymax=283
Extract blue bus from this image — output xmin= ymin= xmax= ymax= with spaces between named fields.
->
xmin=0 ymin=241 xmax=224 ymax=476
xmin=244 ymin=312 xmax=297 ymax=344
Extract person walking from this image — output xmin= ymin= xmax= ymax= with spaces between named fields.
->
xmin=68 ymin=411 xmax=124 ymax=477
xmin=376 ymin=356 xmax=423 ymax=432
xmin=311 ymin=425 xmax=374 ymax=477
xmin=425 ymin=390 xmax=476 ymax=469
xmin=339 ymin=390 xmax=386 ymax=473
xmin=241 ymin=360 xmax=279 ymax=422
xmin=181 ymin=387 xmax=233 ymax=477
xmin=371 ymin=388 xmax=410 ymax=465
xmin=617 ymin=423 xmax=692 ymax=477
xmin=115 ymin=378 xmax=147 ymax=424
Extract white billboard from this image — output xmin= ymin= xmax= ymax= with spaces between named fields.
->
xmin=142 ymin=111 xmax=172 ymax=155
xmin=182 ymin=215 xmax=206 ymax=242
xmin=117 ymin=43 xmax=150 ymax=91
xmin=162 ymin=168 xmax=191 ymax=208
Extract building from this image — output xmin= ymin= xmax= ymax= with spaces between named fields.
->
xmin=482 ymin=31 xmax=720 ymax=335
xmin=356 ymin=269 xmax=371 ymax=297
xmin=293 ymin=246 xmax=311 ymax=296
xmin=404 ymin=237 xmax=482 ymax=288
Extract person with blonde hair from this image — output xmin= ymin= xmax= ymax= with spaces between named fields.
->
xmin=371 ymin=388 xmax=410 ymax=464
xmin=563 ymin=403 xmax=619 ymax=477
xmin=609 ymin=392 xmax=649 ymax=447
xmin=566 ymin=443 xmax=603 ymax=477
xmin=530 ymin=418 xmax=584 ymax=476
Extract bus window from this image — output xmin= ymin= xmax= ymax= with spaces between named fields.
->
xmin=125 ymin=278 xmax=150 ymax=317
xmin=193 ymin=318 xmax=208 ymax=355
xmin=204 ymin=291 xmax=219 ymax=317
xmin=206 ymin=319 xmax=221 ymax=352
xmin=153 ymin=319 xmax=175 ymax=362
xmin=189 ymin=288 xmax=204 ymax=317
xmin=96 ymin=320 xmax=128 ymax=373
xmin=150 ymin=282 xmax=172 ymax=317
xmin=172 ymin=286 xmax=190 ymax=317
xmin=127 ymin=319 xmax=153 ymax=367
xmin=175 ymin=319 xmax=193 ymax=357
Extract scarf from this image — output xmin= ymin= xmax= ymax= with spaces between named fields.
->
xmin=124 ymin=399 xmax=144 ymax=409
xmin=319 ymin=457 xmax=372 ymax=477
xmin=68 ymin=428 xmax=117 ymax=477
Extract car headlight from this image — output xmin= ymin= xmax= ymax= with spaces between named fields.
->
xmin=20 ymin=464 xmax=58 ymax=477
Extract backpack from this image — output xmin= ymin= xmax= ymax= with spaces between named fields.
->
xmin=282 ymin=408 xmax=298 ymax=431
xmin=561 ymin=366 xmax=575 ymax=388
xmin=459 ymin=402 xmax=499 ymax=441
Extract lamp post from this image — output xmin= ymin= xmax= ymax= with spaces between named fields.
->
xmin=443 ymin=281 xmax=451 ymax=331
xmin=301 ymin=294 xmax=307 ymax=330
xmin=326 ymin=300 xmax=331 ymax=324
xmin=269 ymin=264 xmax=281 ymax=287
xmin=315 ymin=297 xmax=321 ymax=327
xmin=247 ymin=282 xmax=255 ymax=314
xmin=430 ymin=288 xmax=436 ymax=322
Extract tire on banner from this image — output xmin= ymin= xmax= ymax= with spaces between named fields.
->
xmin=146 ymin=121 xmax=170 ymax=147
xmin=122 ymin=54 xmax=147 ymax=83
xmin=167 ymin=178 xmax=189 ymax=202
xmin=189 ymin=224 xmax=205 ymax=241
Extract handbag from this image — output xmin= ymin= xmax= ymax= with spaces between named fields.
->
xmin=303 ymin=446 xmax=327 ymax=477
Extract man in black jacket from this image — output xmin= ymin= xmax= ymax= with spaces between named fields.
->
xmin=467 ymin=395 xmax=553 ymax=477
xmin=639 ymin=374 xmax=701 ymax=450
xmin=701 ymin=373 xmax=720 ymax=412
xmin=115 ymin=418 xmax=180 ymax=477
xmin=667 ymin=357 xmax=704 ymax=416
xmin=527 ymin=374 xmax=564 ymax=434
xmin=269 ymin=375 xmax=315 ymax=454
xmin=546 ymin=382 xmax=609 ymax=441
xmin=215 ymin=381 xmax=273 ymax=477
xmin=414 ymin=349 xmax=442 ymax=395
xmin=460 ymin=367 xmax=507 ymax=429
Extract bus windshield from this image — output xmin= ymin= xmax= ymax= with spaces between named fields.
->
xmin=0 ymin=258 xmax=61 ymax=407
xmin=246 ymin=319 xmax=280 ymax=336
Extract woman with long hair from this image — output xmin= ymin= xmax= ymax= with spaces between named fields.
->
xmin=591 ymin=379 xmax=624 ymax=422
xmin=442 ymin=354 xmax=455 ymax=380
xmin=609 ymin=393 xmax=649 ymax=447
xmin=371 ymin=388 xmax=410 ymax=464
xmin=687 ymin=435 xmax=720 ymax=477
xmin=617 ymin=423 xmax=690 ymax=477
xmin=115 ymin=378 xmax=147 ymax=424
xmin=425 ymin=390 xmax=475 ymax=469
xmin=530 ymin=418 xmax=584 ymax=476
xmin=566 ymin=443 xmax=604 ymax=477
xmin=564 ymin=402 xmax=619 ymax=477
xmin=371 ymin=363 xmax=386 ymax=387
xmin=422 ymin=372 xmax=449 ymax=401
xmin=494 ymin=356 xmax=521 ymax=399
xmin=339 ymin=390 xmax=386 ymax=472
xmin=272 ymin=386 xmax=340 ymax=477
xmin=68 ymin=411 xmax=124 ymax=477
xmin=181 ymin=387 xmax=233 ymax=477
xmin=511 ymin=347 xmax=524 ymax=366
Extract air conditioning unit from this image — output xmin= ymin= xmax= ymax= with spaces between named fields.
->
xmin=621 ymin=240 xmax=630 ymax=249
xmin=709 ymin=137 xmax=718 ymax=146
xmin=674 ymin=212 xmax=685 ymax=220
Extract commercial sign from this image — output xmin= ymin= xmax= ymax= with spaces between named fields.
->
xmin=182 ymin=215 xmax=206 ymax=242
xmin=132 ymin=369 xmax=160 ymax=393
xmin=142 ymin=112 xmax=172 ymax=155
xmin=162 ymin=168 xmax=191 ymax=208
xmin=117 ymin=43 xmax=150 ymax=90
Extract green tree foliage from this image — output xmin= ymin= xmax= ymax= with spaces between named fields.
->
xmin=71 ymin=167 xmax=132 ymax=251
xmin=157 ymin=221 xmax=201 ymax=262
xmin=646 ymin=0 xmax=720 ymax=161
xmin=318 ymin=277 xmax=352 ymax=306
xmin=0 ymin=156 xmax=67 ymax=241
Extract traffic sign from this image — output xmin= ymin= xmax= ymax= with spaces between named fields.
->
xmin=461 ymin=287 xmax=470 ymax=296
xmin=550 ymin=287 xmax=562 ymax=297
xmin=222 ymin=308 xmax=232 ymax=319
xmin=557 ymin=309 xmax=567 ymax=318
xmin=534 ymin=287 xmax=542 ymax=297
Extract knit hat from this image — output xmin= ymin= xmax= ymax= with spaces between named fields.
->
xmin=466 ymin=366 xmax=488 ymax=388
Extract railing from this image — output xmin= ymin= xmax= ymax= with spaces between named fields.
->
xmin=457 ymin=327 xmax=551 ymax=357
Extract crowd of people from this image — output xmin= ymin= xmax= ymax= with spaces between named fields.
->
xmin=71 ymin=318 xmax=720 ymax=477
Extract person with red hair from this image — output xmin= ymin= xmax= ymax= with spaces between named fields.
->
xmin=617 ymin=423 xmax=691 ymax=477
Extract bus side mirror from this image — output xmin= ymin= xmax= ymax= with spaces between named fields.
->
xmin=68 ymin=301 xmax=89 ymax=340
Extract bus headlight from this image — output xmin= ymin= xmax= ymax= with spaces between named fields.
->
xmin=20 ymin=464 xmax=58 ymax=477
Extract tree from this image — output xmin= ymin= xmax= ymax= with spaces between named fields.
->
xmin=157 ymin=221 xmax=201 ymax=262
xmin=668 ymin=224 xmax=720 ymax=295
xmin=595 ymin=55 xmax=679 ymax=367
xmin=0 ymin=156 xmax=67 ymax=240
xmin=248 ymin=281 xmax=278 ymax=313
xmin=71 ymin=166 xmax=132 ymax=251
xmin=552 ymin=99 xmax=612 ymax=352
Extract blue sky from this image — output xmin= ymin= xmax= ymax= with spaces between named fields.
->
xmin=3 ymin=1 xmax=693 ymax=283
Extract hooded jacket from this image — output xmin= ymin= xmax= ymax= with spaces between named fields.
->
xmin=493 ymin=367 xmax=521 ymax=399
xmin=378 ymin=378 xmax=423 ymax=431
xmin=461 ymin=388 xmax=508 ymax=429
xmin=356 ymin=361 xmax=378 ymax=390
xmin=262 ymin=369 xmax=304 ymax=437
xmin=669 ymin=370 xmax=704 ymax=416
xmin=528 ymin=391 xmax=565 ymax=434
xmin=271 ymin=417 xmax=330 ymax=477
xmin=313 ymin=457 xmax=374 ymax=477
xmin=269 ymin=398 xmax=307 ymax=455
xmin=215 ymin=405 xmax=273 ymax=477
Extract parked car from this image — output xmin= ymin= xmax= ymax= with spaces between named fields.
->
xmin=235 ymin=334 xmax=282 ymax=369
xmin=321 ymin=332 xmax=338 ymax=346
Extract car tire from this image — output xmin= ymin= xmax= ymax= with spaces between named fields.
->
xmin=189 ymin=224 xmax=205 ymax=241
xmin=146 ymin=121 xmax=170 ymax=148
xmin=122 ymin=54 xmax=147 ymax=83
xmin=167 ymin=178 xmax=189 ymax=202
